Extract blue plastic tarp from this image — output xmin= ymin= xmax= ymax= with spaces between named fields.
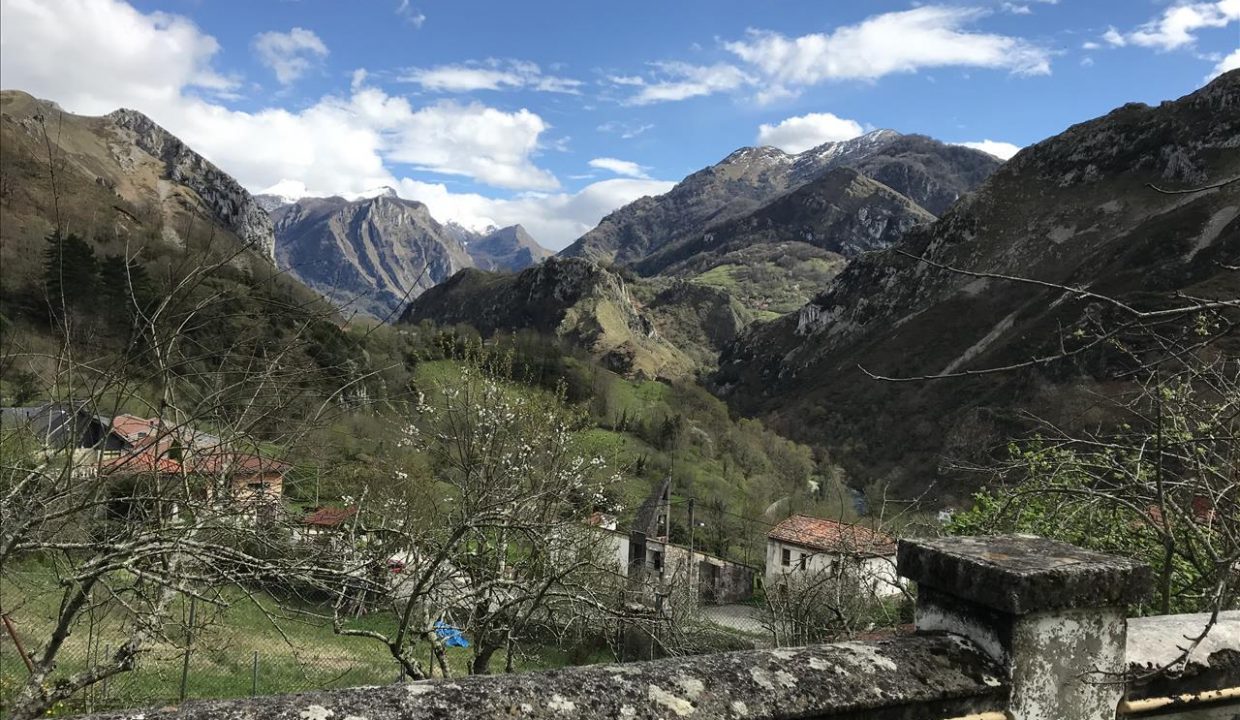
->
xmin=434 ymin=619 xmax=470 ymax=648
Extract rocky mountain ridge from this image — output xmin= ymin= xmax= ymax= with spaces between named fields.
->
xmin=270 ymin=191 xmax=552 ymax=319
xmin=635 ymin=167 xmax=936 ymax=277
xmin=0 ymin=90 xmax=279 ymax=280
xmin=559 ymin=130 xmax=1001 ymax=268
xmin=107 ymin=108 xmax=276 ymax=261
xmin=463 ymin=224 xmax=554 ymax=271
xmin=271 ymin=194 xmax=473 ymax=320
xmin=713 ymin=70 xmax=1240 ymax=502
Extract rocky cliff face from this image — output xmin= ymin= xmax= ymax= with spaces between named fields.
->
xmin=108 ymin=109 xmax=276 ymax=261
xmin=713 ymin=71 xmax=1240 ymax=502
xmin=636 ymin=167 xmax=935 ymax=277
xmin=272 ymin=194 xmax=473 ymax=319
xmin=403 ymin=257 xmax=694 ymax=378
xmin=464 ymin=224 xmax=553 ymax=271
xmin=559 ymin=130 xmax=1000 ymax=268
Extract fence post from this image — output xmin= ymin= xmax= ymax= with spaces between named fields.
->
xmin=251 ymin=651 xmax=259 ymax=696
xmin=178 ymin=596 xmax=196 ymax=703
xmin=101 ymin=643 xmax=111 ymax=707
xmin=898 ymin=535 xmax=1150 ymax=720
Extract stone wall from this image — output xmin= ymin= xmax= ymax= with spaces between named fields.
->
xmin=72 ymin=536 xmax=1240 ymax=720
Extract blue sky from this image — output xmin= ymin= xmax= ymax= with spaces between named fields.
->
xmin=2 ymin=0 xmax=1238 ymax=247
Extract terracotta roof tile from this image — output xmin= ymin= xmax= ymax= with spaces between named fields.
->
xmin=100 ymin=451 xmax=182 ymax=476
xmin=304 ymin=506 xmax=358 ymax=527
xmin=767 ymin=514 xmax=897 ymax=556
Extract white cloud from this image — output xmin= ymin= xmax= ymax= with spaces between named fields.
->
xmin=253 ymin=27 xmax=328 ymax=85
xmin=0 ymin=0 xmax=686 ymax=249
xmin=1107 ymin=1 xmax=1239 ymax=51
xmin=954 ymin=139 xmax=1022 ymax=160
xmin=606 ymin=75 xmax=646 ymax=86
xmin=0 ymin=0 xmax=237 ymax=115
xmin=588 ymin=157 xmax=650 ymax=179
xmin=597 ymin=121 xmax=654 ymax=139
xmin=0 ymin=0 xmax=559 ymax=193
xmin=395 ymin=0 xmax=426 ymax=28
xmin=1081 ymin=41 xmax=1102 ymax=50
xmin=1002 ymin=3 xmax=1033 ymax=15
xmin=756 ymin=112 xmax=864 ymax=153
xmin=394 ymin=177 xmax=675 ymax=249
xmin=626 ymin=62 xmax=753 ymax=105
xmin=1209 ymin=47 xmax=1240 ymax=78
xmin=723 ymin=6 xmax=1051 ymax=100
xmin=400 ymin=59 xmax=582 ymax=94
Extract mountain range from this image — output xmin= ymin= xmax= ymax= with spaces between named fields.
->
xmin=559 ymin=129 xmax=999 ymax=269
xmin=714 ymin=71 xmax=1240 ymax=501
xmin=266 ymin=191 xmax=551 ymax=319
xmin=5 ymin=71 xmax=1236 ymax=504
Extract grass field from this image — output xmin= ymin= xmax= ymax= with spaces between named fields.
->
xmin=0 ymin=562 xmax=605 ymax=716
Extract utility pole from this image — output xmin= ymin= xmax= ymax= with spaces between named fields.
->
xmin=687 ymin=497 xmax=696 ymax=605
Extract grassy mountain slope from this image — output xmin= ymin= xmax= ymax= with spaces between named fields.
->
xmin=401 ymin=258 xmax=696 ymax=379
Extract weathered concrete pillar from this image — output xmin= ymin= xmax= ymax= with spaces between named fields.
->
xmin=898 ymin=535 xmax=1151 ymax=720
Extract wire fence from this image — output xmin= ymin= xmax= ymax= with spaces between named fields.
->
xmin=0 ymin=568 xmax=407 ymax=718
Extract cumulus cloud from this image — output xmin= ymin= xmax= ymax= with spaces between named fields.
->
xmin=588 ymin=157 xmax=651 ymax=179
xmin=626 ymin=62 xmax=753 ymax=105
xmin=756 ymin=112 xmax=864 ymax=153
xmin=1103 ymin=1 xmax=1239 ymax=51
xmin=1129 ymin=1 xmax=1239 ymax=50
xmin=724 ymin=6 xmax=1051 ymax=100
xmin=954 ymin=139 xmax=1022 ymax=160
xmin=1209 ymin=47 xmax=1240 ymax=78
xmin=253 ymin=27 xmax=328 ymax=85
xmin=400 ymin=59 xmax=582 ymax=94
xmin=0 ymin=0 xmax=237 ymax=114
xmin=0 ymin=0 xmax=559 ymax=193
xmin=0 ymin=0 xmax=679 ymax=248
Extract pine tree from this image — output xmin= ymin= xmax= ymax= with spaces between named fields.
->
xmin=42 ymin=231 xmax=98 ymax=318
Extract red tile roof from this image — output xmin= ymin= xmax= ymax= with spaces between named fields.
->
xmin=304 ymin=506 xmax=358 ymax=527
xmin=183 ymin=450 xmax=291 ymax=476
xmin=109 ymin=414 xmax=161 ymax=443
xmin=767 ymin=515 xmax=897 ymax=556
xmin=99 ymin=451 xmax=182 ymax=476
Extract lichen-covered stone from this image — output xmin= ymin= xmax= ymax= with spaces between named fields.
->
xmin=74 ymin=635 xmax=1006 ymax=720
xmin=898 ymin=535 xmax=1151 ymax=614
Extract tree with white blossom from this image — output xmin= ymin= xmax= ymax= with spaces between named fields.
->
xmin=330 ymin=351 xmax=624 ymax=676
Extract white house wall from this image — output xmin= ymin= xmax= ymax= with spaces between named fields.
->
xmin=764 ymin=540 xmax=902 ymax=597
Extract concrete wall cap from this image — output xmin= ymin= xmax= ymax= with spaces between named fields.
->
xmin=897 ymin=535 xmax=1152 ymax=615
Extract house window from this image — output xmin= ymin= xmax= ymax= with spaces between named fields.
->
xmin=799 ymin=553 xmax=808 ymax=570
xmin=780 ymin=548 xmax=791 ymax=567
xmin=651 ymin=550 xmax=664 ymax=571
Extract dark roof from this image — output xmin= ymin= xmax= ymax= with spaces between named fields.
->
xmin=1 ymin=403 xmax=109 ymax=448
xmin=304 ymin=506 xmax=358 ymax=527
xmin=768 ymin=515 xmax=897 ymax=556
